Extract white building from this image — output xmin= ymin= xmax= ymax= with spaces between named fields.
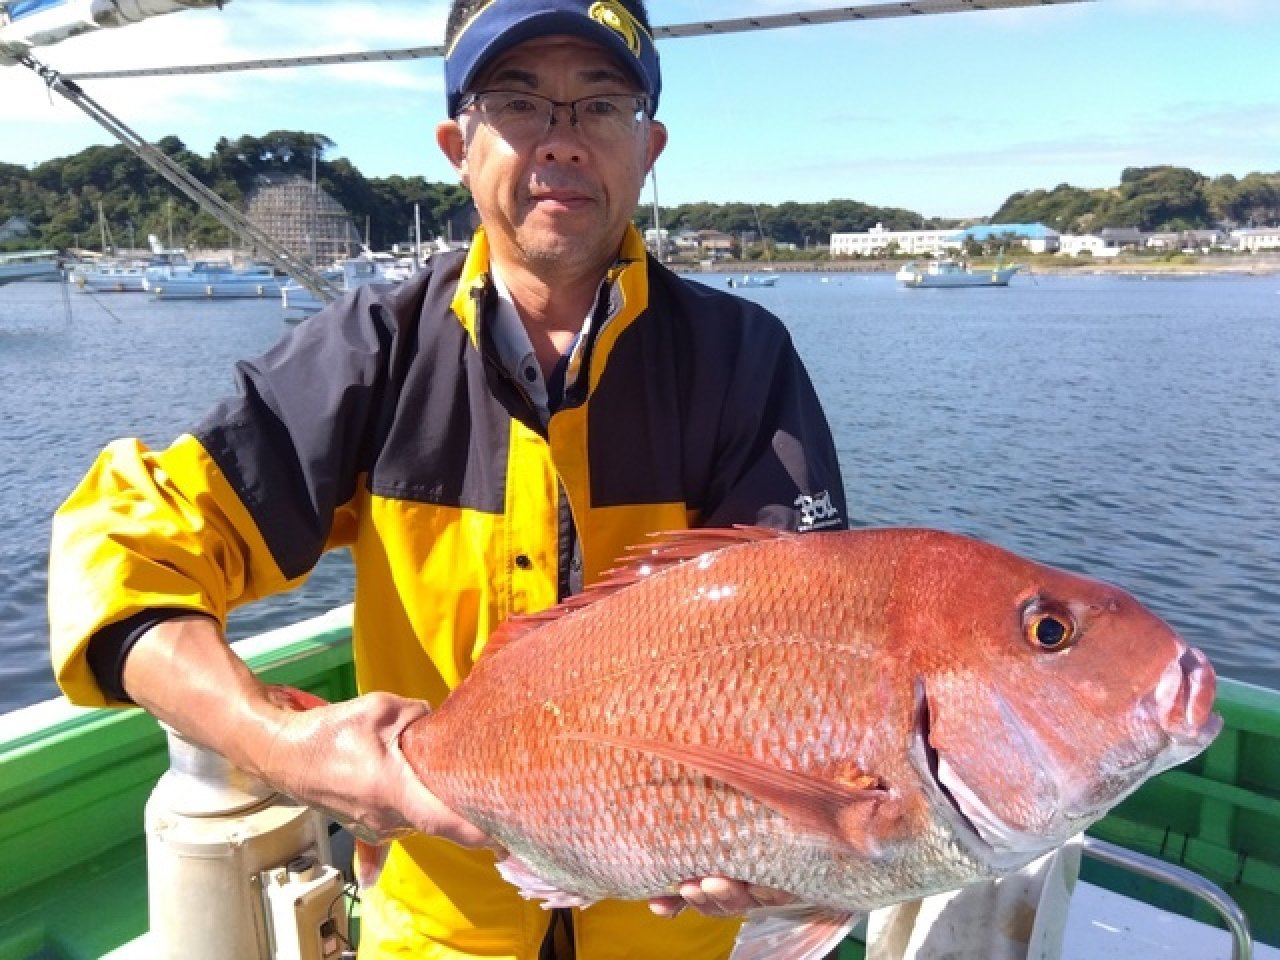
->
xmin=829 ymin=222 xmax=960 ymax=258
xmin=1056 ymin=233 xmax=1137 ymax=258
xmin=1058 ymin=234 xmax=1111 ymax=257
xmin=1232 ymin=227 xmax=1280 ymax=252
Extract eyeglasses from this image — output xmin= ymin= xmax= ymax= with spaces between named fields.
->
xmin=457 ymin=91 xmax=651 ymax=144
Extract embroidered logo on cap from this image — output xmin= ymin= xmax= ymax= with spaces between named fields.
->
xmin=588 ymin=1 xmax=642 ymax=57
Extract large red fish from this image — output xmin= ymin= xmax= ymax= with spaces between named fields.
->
xmin=292 ymin=527 xmax=1222 ymax=959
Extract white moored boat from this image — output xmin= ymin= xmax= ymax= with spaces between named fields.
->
xmin=727 ymin=273 xmax=778 ymax=288
xmin=73 ymin=240 xmax=191 ymax=294
xmin=0 ymin=249 xmax=62 ymax=284
xmin=146 ymin=261 xmax=285 ymax=300
xmin=71 ymin=259 xmax=151 ymax=293
xmin=281 ymin=252 xmax=412 ymax=322
xmin=896 ymin=257 xmax=1021 ymax=288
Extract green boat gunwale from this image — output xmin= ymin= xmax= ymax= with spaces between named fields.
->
xmin=1 ymin=604 xmax=1277 ymax=960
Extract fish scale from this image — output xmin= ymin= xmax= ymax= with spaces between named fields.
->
xmin=396 ymin=526 xmax=1220 ymax=953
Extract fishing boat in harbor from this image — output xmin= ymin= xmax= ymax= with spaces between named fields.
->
xmin=281 ymin=251 xmax=411 ymax=322
xmin=145 ymin=261 xmax=285 ymax=300
xmin=70 ymin=259 xmax=151 ymax=293
xmin=0 ymin=605 xmax=1276 ymax=959
xmin=0 ymin=249 xmax=61 ymax=284
xmin=896 ymin=256 xmax=1021 ymax=288
xmin=728 ymin=205 xmax=781 ymax=288
xmin=71 ymin=239 xmax=191 ymax=294
xmin=727 ymin=272 xmax=778 ymax=288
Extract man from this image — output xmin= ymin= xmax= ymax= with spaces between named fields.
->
xmin=48 ymin=0 xmax=847 ymax=957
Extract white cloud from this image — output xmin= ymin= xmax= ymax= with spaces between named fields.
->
xmin=0 ymin=1 xmax=449 ymax=163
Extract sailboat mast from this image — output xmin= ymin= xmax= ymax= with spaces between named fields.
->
xmin=650 ymin=168 xmax=663 ymax=261
xmin=413 ymin=204 xmax=423 ymax=270
xmin=309 ymin=143 xmax=318 ymax=264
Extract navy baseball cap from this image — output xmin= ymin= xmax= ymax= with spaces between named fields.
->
xmin=445 ymin=0 xmax=661 ymax=118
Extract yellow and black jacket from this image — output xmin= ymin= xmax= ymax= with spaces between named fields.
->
xmin=49 ymin=226 xmax=846 ymax=959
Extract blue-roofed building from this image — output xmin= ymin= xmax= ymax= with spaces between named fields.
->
xmin=954 ymin=223 xmax=1060 ymax=254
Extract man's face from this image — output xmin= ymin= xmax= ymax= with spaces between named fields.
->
xmin=438 ymin=35 xmax=667 ymax=277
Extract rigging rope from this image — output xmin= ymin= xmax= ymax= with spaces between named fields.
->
xmin=61 ymin=0 xmax=1094 ymax=81
xmin=18 ymin=53 xmax=343 ymax=304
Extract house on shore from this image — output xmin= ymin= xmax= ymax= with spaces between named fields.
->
xmin=1232 ymin=227 xmax=1280 ymax=252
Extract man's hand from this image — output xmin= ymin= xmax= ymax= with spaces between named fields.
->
xmin=649 ymin=876 xmax=797 ymax=918
xmin=122 ymin=616 xmax=490 ymax=850
xmin=125 ymin=618 xmax=788 ymax=911
xmin=256 ymin=687 xmax=491 ymax=849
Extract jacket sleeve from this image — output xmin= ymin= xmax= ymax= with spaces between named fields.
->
xmin=698 ymin=311 xmax=848 ymax=534
xmin=48 ymin=285 xmax=404 ymax=706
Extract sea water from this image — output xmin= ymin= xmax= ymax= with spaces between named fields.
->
xmin=1 ymin=270 xmax=1277 ymax=712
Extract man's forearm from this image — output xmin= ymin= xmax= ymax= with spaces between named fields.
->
xmin=121 ymin=615 xmax=285 ymax=781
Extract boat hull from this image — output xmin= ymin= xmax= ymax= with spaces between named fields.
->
xmin=0 ymin=262 xmax=62 ymax=285
xmin=149 ymin=277 xmax=286 ymax=300
xmin=895 ymin=256 xmax=1022 ymax=288
xmin=728 ymin=274 xmax=778 ymax=288
xmin=896 ymin=265 xmax=1020 ymax=287
xmin=2 ymin=607 xmax=1277 ymax=958
xmin=73 ymin=269 xmax=149 ymax=293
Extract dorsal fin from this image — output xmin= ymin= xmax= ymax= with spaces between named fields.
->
xmin=480 ymin=525 xmax=793 ymax=660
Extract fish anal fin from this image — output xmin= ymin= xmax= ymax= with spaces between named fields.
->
xmin=565 ymin=733 xmax=890 ymax=858
xmin=495 ymin=855 xmax=599 ymax=910
xmin=481 ymin=526 xmax=792 ymax=660
xmin=732 ymin=904 xmax=861 ymax=960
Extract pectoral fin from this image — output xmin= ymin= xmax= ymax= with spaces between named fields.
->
xmin=731 ymin=904 xmax=861 ymax=960
xmin=565 ymin=733 xmax=891 ymax=856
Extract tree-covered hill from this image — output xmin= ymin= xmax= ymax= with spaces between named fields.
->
xmin=646 ymin=199 xmax=951 ymax=251
xmin=992 ymin=166 xmax=1280 ymax=234
xmin=1 ymin=135 xmax=1276 ymax=253
xmin=0 ymin=131 xmax=473 ymax=253
xmin=0 ymin=130 xmax=951 ymax=253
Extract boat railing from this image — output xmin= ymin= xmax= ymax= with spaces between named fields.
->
xmin=1082 ymin=835 xmax=1253 ymax=960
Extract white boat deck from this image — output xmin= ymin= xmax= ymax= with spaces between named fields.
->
xmin=1065 ymin=881 xmax=1276 ymax=958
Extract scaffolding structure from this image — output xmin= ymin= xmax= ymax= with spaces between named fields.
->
xmin=246 ymin=174 xmax=361 ymax=266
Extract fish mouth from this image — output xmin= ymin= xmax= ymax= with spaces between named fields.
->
xmin=1113 ymin=645 xmax=1223 ymax=786
xmin=1151 ymin=645 xmax=1223 ymax=749
xmin=908 ymin=680 xmax=1043 ymax=872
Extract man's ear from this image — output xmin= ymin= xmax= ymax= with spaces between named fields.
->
xmin=645 ymin=120 xmax=668 ymax=174
xmin=437 ymin=119 xmax=469 ymax=185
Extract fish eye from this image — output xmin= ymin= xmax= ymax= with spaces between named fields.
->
xmin=1023 ymin=605 xmax=1076 ymax=652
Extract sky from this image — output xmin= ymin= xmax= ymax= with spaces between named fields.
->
xmin=0 ymin=0 xmax=1277 ymax=219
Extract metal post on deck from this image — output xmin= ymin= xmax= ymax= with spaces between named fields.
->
xmin=1081 ymin=836 xmax=1253 ymax=960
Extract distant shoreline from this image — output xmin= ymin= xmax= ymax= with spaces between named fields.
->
xmin=679 ymin=254 xmax=1280 ymax=277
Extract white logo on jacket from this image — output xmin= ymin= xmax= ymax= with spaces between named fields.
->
xmin=794 ymin=490 xmax=842 ymax=531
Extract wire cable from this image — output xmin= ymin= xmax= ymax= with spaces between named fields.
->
xmin=62 ymin=0 xmax=1094 ymax=81
xmin=17 ymin=53 xmax=344 ymax=304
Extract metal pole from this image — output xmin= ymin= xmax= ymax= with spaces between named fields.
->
xmin=1081 ymin=836 xmax=1253 ymax=960
xmin=650 ymin=168 xmax=662 ymax=261
xmin=413 ymin=204 xmax=422 ymax=270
